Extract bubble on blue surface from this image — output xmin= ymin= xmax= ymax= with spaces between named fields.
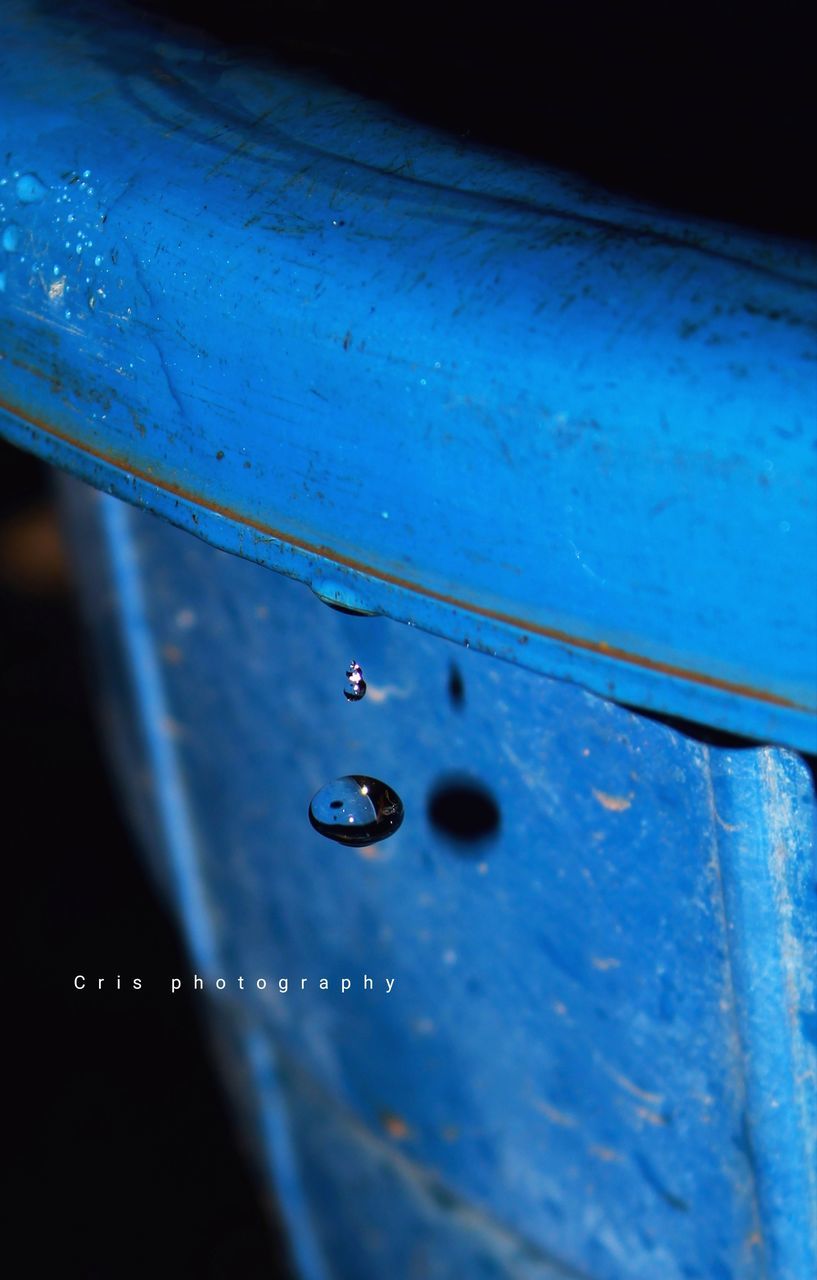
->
xmin=2 ymin=223 xmax=20 ymax=252
xmin=16 ymin=173 xmax=46 ymax=203
xmin=344 ymin=660 xmax=366 ymax=702
xmin=309 ymin=776 xmax=403 ymax=846
xmin=94 ymin=255 xmax=103 ymax=266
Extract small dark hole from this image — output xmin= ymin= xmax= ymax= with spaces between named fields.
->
xmin=329 ymin=800 xmax=343 ymax=809
xmin=447 ymin=662 xmax=465 ymax=709
xmin=427 ymin=775 xmax=500 ymax=849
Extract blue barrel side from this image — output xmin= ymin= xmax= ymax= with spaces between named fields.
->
xmin=60 ymin=479 xmax=817 ymax=1280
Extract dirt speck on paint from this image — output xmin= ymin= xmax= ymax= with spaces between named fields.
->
xmin=592 ymin=788 xmax=633 ymax=812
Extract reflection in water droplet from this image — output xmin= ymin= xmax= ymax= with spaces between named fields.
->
xmin=16 ymin=173 xmax=46 ymax=203
xmin=309 ymin=776 xmax=403 ymax=846
xmin=2 ymin=223 xmax=20 ymax=252
xmin=344 ymin=660 xmax=366 ymax=702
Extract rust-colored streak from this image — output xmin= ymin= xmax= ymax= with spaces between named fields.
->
xmin=2 ymin=400 xmax=809 ymax=714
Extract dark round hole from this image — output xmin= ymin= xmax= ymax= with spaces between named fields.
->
xmin=427 ymin=776 xmax=500 ymax=848
xmin=329 ymin=800 xmax=343 ymax=809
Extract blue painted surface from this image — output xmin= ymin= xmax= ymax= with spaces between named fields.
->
xmin=60 ymin=478 xmax=817 ymax=1280
xmin=0 ymin=0 xmax=815 ymax=748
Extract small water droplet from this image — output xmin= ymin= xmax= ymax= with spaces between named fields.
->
xmin=94 ymin=254 xmax=102 ymax=266
xmin=82 ymin=169 xmax=91 ymax=179
xmin=52 ymin=265 xmax=61 ymax=276
xmin=88 ymin=295 xmax=96 ymax=310
xmin=344 ymin=660 xmax=366 ymax=702
xmin=67 ymin=214 xmax=75 ymax=223
xmin=0 ymin=271 xmax=6 ymax=293
xmin=2 ymin=223 xmax=21 ymax=252
xmin=16 ymin=173 xmax=46 ymax=203
xmin=309 ymin=776 xmax=403 ymax=846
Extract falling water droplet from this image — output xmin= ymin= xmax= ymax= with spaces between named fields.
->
xmin=2 ymin=223 xmax=21 ymax=252
xmin=309 ymin=776 xmax=404 ymax=846
xmin=16 ymin=173 xmax=46 ymax=203
xmin=344 ymin=660 xmax=366 ymax=702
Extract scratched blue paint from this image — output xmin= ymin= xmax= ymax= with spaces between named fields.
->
xmin=0 ymin=0 xmax=815 ymax=749
xmin=59 ymin=478 xmax=816 ymax=1280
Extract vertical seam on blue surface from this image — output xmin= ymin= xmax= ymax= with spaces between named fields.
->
xmin=706 ymin=745 xmax=817 ymax=1280
xmin=98 ymin=491 xmax=332 ymax=1280
xmin=703 ymin=746 xmax=768 ymax=1279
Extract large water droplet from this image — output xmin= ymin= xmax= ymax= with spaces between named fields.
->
xmin=2 ymin=223 xmax=21 ymax=252
xmin=344 ymin=660 xmax=366 ymax=701
xmin=16 ymin=173 xmax=46 ymax=204
xmin=309 ymin=776 xmax=403 ymax=846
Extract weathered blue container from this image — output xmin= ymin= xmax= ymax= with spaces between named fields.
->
xmin=1 ymin=2 xmax=815 ymax=1277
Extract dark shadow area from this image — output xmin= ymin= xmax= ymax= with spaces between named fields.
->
xmin=623 ymin=702 xmax=817 ymax=798
xmin=123 ymin=0 xmax=817 ymax=240
xmin=427 ymin=774 xmax=501 ymax=848
xmin=2 ymin=439 xmax=291 ymax=1278
xmin=447 ymin=662 xmax=465 ymax=710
